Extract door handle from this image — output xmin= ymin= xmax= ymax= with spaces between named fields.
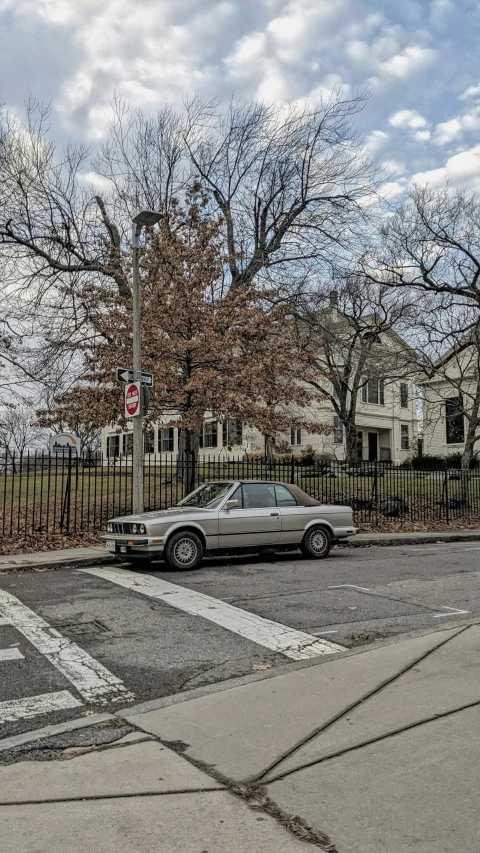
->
xmin=271 ymin=512 xmax=279 ymax=516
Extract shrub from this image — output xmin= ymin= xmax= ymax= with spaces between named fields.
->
xmin=407 ymin=452 xmax=480 ymax=471
xmin=300 ymin=445 xmax=317 ymax=466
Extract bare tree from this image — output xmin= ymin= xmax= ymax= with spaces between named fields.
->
xmin=0 ymin=403 xmax=44 ymax=468
xmin=297 ymin=273 xmax=420 ymax=465
xmin=366 ymin=185 xmax=480 ymax=469
xmin=0 ymin=93 xmax=379 ymax=446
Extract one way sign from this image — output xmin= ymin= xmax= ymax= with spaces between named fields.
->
xmin=116 ymin=367 xmax=153 ymax=387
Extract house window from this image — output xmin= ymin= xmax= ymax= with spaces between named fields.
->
xmin=123 ymin=433 xmax=133 ymax=456
xmin=361 ymin=377 xmax=385 ymax=405
xmin=144 ymin=431 xmax=154 ymax=454
xmin=401 ymin=424 xmax=410 ymax=450
xmin=446 ymin=397 xmax=465 ymax=444
xmin=333 ymin=416 xmax=344 ymax=444
xmin=222 ymin=419 xmax=243 ymax=446
xmin=204 ymin=421 xmax=218 ymax=448
xmin=290 ymin=428 xmax=302 ymax=446
xmin=107 ymin=435 xmax=120 ymax=458
xmin=400 ymin=383 xmax=409 ymax=409
xmin=159 ymin=428 xmax=174 ymax=453
xmin=356 ymin=432 xmax=363 ymax=461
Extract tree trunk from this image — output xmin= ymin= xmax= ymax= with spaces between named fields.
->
xmin=345 ymin=420 xmax=360 ymax=466
xmin=177 ymin=428 xmax=200 ymax=494
xmin=264 ymin=434 xmax=276 ymax=463
xmin=459 ymin=380 xmax=480 ymax=507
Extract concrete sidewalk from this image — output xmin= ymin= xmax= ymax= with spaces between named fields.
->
xmin=2 ymin=623 xmax=479 ymax=852
xmin=2 ymin=527 xmax=480 ymax=571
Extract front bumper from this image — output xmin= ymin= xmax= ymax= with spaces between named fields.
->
xmin=101 ymin=535 xmax=165 ymax=555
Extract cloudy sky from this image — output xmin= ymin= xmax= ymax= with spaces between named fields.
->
xmin=1 ymin=0 xmax=480 ymax=195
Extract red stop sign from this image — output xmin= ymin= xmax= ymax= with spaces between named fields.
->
xmin=125 ymin=382 xmax=140 ymax=417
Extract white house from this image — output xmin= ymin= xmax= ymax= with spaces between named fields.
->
xmin=102 ymin=376 xmax=417 ymax=465
xmin=420 ymin=343 xmax=480 ymax=459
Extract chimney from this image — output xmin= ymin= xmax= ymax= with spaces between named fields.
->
xmin=329 ymin=290 xmax=338 ymax=309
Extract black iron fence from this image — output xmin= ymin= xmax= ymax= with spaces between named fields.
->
xmin=2 ymin=451 xmax=480 ymax=539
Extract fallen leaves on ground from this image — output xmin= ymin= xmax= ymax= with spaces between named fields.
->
xmin=252 ymin=664 xmax=271 ymax=671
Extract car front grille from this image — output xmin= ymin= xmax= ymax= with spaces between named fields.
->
xmin=111 ymin=522 xmax=140 ymax=534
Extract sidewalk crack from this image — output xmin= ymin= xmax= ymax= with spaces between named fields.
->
xmin=265 ymin=697 xmax=480 ymax=784
xmin=249 ymin=624 xmax=470 ymax=784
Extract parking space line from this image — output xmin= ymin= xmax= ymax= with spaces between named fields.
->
xmin=0 ymin=589 xmax=135 ymax=704
xmin=0 ymin=691 xmax=82 ymax=724
xmin=81 ymin=566 xmax=346 ymax=659
xmin=0 ymin=648 xmax=24 ymax=661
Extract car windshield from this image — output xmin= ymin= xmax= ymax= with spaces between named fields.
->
xmin=178 ymin=482 xmax=234 ymax=509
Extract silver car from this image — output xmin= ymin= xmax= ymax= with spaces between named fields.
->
xmin=102 ymin=480 xmax=358 ymax=571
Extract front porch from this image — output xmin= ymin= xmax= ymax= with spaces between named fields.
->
xmin=356 ymin=428 xmax=392 ymax=462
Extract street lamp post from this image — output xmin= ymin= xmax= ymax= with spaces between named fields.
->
xmin=131 ymin=210 xmax=163 ymax=514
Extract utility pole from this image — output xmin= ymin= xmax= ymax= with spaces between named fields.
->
xmin=131 ymin=210 xmax=163 ymax=514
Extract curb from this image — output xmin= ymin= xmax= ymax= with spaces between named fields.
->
xmin=345 ymin=532 xmax=480 ymax=548
xmin=0 ymin=555 xmax=112 ymax=574
xmin=2 ymin=532 xmax=480 ymax=572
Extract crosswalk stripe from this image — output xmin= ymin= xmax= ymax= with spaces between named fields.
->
xmin=0 ymin=648 xmax=24 ymax=661
xmin=0 ymin=691 xmax=82 ymax=723
xmin=81 ymin=566 xmax=346 ymax=660
xmin=0 ymin=589 xmax=135 ymax=705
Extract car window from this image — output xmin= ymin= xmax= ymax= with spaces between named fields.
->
xmin=275 ymin=485 xmax=297 ymax=507
xmin=227 ymin=486 xmax=243 ymax=508
xmin=242 ymin=483 xmax=277 ymax=508
xmin=179 ymin=482 xmax=233 ymax=508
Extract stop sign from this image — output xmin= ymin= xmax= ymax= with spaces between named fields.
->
xmin=125 ymin=382 xmax=141 ymax=417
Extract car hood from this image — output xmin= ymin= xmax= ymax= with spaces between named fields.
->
xmin=108 ymin=506 xmax=213 ymax=524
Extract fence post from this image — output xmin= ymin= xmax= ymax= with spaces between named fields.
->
xmin=60 ymin=447 xmax=73 ymax=534
xmin=290 ymin=454 xmax=295 ymax=485
xmin=444 ymin=468 xmax=449 ymax=524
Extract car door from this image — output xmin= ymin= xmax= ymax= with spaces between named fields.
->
xmin=217 ymin=483 xmax=281 ymax=548
xmin=275 ymin=484 xmax=310 ymax=545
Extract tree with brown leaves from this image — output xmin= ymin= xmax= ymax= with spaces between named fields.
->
xmin=48 ymin=188 xmax=321 ymax=488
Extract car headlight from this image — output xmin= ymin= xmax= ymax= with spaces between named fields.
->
xmin=132 ymin=524 xmax=138 ymax=534
xmin=139 ymin=524 xmax=146 ymax=534
xmin=107 ymin=522 xmax=113 ymax=533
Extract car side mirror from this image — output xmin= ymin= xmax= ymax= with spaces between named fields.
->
xmin=225 ymin=499 xmax=239 ymax=510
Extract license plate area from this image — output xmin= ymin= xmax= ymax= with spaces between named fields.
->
xmin=105 ymin=540 xmax=116 ymax=552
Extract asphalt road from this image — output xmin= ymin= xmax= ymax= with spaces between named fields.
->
xmin=1 ymin=540 xmax=479 ymax=741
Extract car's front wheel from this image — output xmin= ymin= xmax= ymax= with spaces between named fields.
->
xmin=301 ymin=526 xmax=332 ymax=560
xmin=164 ymin=531 xmax=204 ymax=571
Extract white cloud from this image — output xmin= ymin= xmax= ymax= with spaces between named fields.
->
xmin=413 ymin=129 xmax=431 ymax=142
xmin=460 ymin=82 xmax=480 ymax=101
xmin=347 ymin=36 xmax=436 ymax=83
xmin=389 ymin=109 xmax=428 ymax=129
xmin=365 ymin=129 xmax=390 ymax=152
xmin=412 ymin=144 xmax=480 ymax=189
xmin=433 ymin=106 xmax=480 ymax=145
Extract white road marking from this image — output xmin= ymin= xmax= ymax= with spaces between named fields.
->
xmin=433 ymin=606 xmax=470 ymax=618
xmin=81 ymin=566 xmax=346 ymax=659
xmin=0 ymin=648 xmax=24 ymax=661
xmin=0 ymin=691 xmax=82 ymax=723
xmin=328 ymin=584 xmax=371 ymax=592
xmin=0 ymin=617 xmax=11 ymax=626
xmin=0 ymin=589 xmax=134 ymax=704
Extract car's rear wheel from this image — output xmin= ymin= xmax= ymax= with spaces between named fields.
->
xmin=164 ymin=531 xmax=204 ymax=571
xmin=301 ymin=526 xmax=332 ymax=560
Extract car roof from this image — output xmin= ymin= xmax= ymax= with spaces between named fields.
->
xmin=212 ymin=479 xmax=321 ymax=507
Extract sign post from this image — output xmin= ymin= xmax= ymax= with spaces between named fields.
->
xmin=125 ymin=382 xmax=141 ymax=418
